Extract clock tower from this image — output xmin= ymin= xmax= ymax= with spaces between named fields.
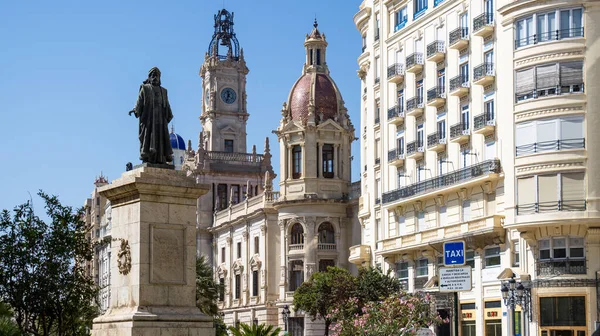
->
xmin=200 ymin=9 xmax=249 ymax=153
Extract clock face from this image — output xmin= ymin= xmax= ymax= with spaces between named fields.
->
xmin=204 ymin=89 xmax=209 ymax=105
xmin=221 ymin=88 xmax=237 ymax=104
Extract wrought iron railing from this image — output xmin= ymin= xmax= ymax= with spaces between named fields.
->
xmin=449 ymin=27 xmax=469 ymax=46
xmin=375 ymin=77 xmax=380 ymax=85
xmin=375 ymin=157 xmax=381 ymax=165
xmin=375 ymin=198 xmax=381 ymax=205
xmin=427 ymin=86 xmax=445 ymax=102
xmin=382 ymin=159 xmax=501 ymax=204
xmin=516 ymin=138 xmax=585 ymax=156
xmin=406 ymin=96 xmax=424 ymax=112
xmin=450 ymin=74 xmax=469 ymax=92
xmin=515 ymin=27 xmax=584 ymax=48
xmin=387 ymin=63 xmax=405 ymax=78
xmin=450 ymin=122 xmax=469 ymax=139
xmin=387 ymin=105 xmax=405 ymax=119
xmin=536 ymin=259 xmax=586 ymax=276
xmin=427 ymin=41 xmax=445 ymax=58
xmin=406 ymin=140 xmax=424 ymax=156
xmin=427 ymin=132 xmax=446 ymax=148
xmin=474 ymin=112 xmax=495 ymax=130
xmin=206 ymin=151 xmax=264 ymax=163
xmin=406 ymin=53 xmax=424 ymax=69
xmin=474 ymin=62 xmax=494 ymax=82
xmin=517 ymin=200 xmax=586 ymax=215
xmin=388 ymin=148 xmax=405 ymax=162
xmin=473 ymin=12 xmax=494 ymax=32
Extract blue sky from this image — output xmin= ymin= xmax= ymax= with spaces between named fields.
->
xmin=0 ymin=0 xmax=363 ymax=211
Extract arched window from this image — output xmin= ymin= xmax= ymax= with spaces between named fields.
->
xmin=291 ymin=223 xmax=304 ymax=245
xmin=322 ymin=144 xmax=334 ymax=178
xmin=292 ymin=145 xmax=302 ymax=179
xmin=316 ymin=49 xmax=321 ymax=65
xmin=289 ymin=260 xmax=304 ymax=291
xmin=318 ymin=222 xmax=335 ymax=244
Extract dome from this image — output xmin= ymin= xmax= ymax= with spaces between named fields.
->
xmin=289 ymin=73 xmax=339 ymax=122
xmin=170 ymin=131 xmax=186 ymax=151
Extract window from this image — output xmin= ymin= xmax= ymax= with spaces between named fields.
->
xmin=235 ymin=274 xmax=241 ymax=299
xmin=309 ymin=48 xmax=314 ymax=65
xmin=417 ymin=160 xmax=426 ymax=182
xmin=540 ymin=296 xmax=586 ymax=327
xmin=318 ymin=259 xmax=335 ymax=272
xmin=414 ymin=0 xmax=428 ymax=19
xmin=291 ymin=223 xmax=304 ymax=245
xmin=375 ymin=178 xmax=381 ymax=203
xmin=417 ymin=123 xmax=424 ymax=147
xmin=96 ymin=197 xmax=100 ymax=206
xmin=254 ymin=236 xmax=259 ymax=254
xmin=460 ymin=61 xmax=470 ymax=85
xmin=460 ymin=147 xmax=472 ymax=169
xmin=375 ymin=14 xmax=380 ymax=41
xmin=219 ymin=278 xmax=225 ymax=301
xmin=252 ymin=270 xmax=259 ymax=296
xmin=437 ymin=119 xmax=446 ymax=140
xmin=318 ymin=223 xmax=335 ymax=244
xmin=539 ymin=236 xmax=584 ymax=260
xmin=485 ymin=319 xmax=502 ymax=336
xmin=466 ymin=250 xmax=475 ymax=268
xmin=397 ymin=136 xmax=405 ymax=156
xmin=461 ymin=104 xmax=470 ymax=130
xmin=439 ymin=206 xmax=447 ymax=225
xmin=375 ymin=138 xmax=381 ymax=163
xmin=437 ymin=68 xmax=446 ymax=91
xmin=289 ymin=260 xmax=304 ymax=291
xmin=237 ymin=242 xmax=242 ymax=259
xmin=232 ymin=185 xmax=240 ymax=204
xmin=361 ymin=35 xmax=366 ymax=52
xmin=397 ymin=214 xmax=406 ymax=236
xmin=397 ymin=88 xmax=405 ymax=109
xmin=221 ymin=247 xmax=226 ymax=263
xmin=395 ymin=7 xmax=408 ymax=32
xmin=395 ymin=262 xmax=409 ymax=289
xmin=517 ymin=172 xmax=585 ymax=214
xmin=462 ymin=321 xmax=476 ymax=336
xmin=217 ymin=184 xmax=228 ymax=210
xmin=484 ymin=99 xmax=495 ymax=122
xmin=375 ymin=218 xmax=382 ymax=244
xmin=322 ymin=144 xmax=334 ymax=178
xmin=375 ymin=100 xmax=381 ymax=124
xmin=512 ymin=241 xmax=520 ymax=267
xmin=515 ymin=8 xmax=583 ymax=48
xmin=462 ymin=200 xmax=471 ymax=221
xmin=485 ymin=140 xmax=496 ymax=161
xmin=416 ymin=258 xmax=428 ymax=277
xmin=438 ymin=152 xmax=449 ymax=176
xmin=292 ymin=145 xmax=302 ymax=179
xmin=417 ymin=211 xmax=426 ymax=231
xmin=224 ymin=139 xmax=234 ymax=153
xmin=484 ymin=246 xmax=500 ymax=267
xmin=316 ymin=49 xmax=321 ymax=65
xmin=416 ymin=80 xmax=424 ymax=98
xmin=375 ymin=56 xmax=380 ymax=83
xmin=515 ymin=61 xmax=583 ymax=101
xmin=460 ymin=12 xmax=469 ymax=34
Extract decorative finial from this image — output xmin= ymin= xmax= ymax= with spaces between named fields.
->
xmin=264 ymin=137 xmax=270 ymax=154
xmin=314 ymin=17 xmax=318 ymax=29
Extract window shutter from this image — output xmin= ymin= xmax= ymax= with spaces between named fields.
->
xmin=560 ymin=117 xmax=584 ymax=140
xmin=517 ymin=177 xmax=535 ymax=205
xmin=536 ymin=64 xmax=559 ymax=89
xmin=515 ymin=68 xmax=535 ymax=94
xmin=537 ymin=119 xmax=558 ymax=143
xmin=516 ymin=122 xmax=535 ymax=147
xmin=561 ymin=172 xmax=584 ymax=201
xmin=560 ymin=61 xmax=583 ymax=86
xmin=538 ymin=175 xmax=558 ymax=204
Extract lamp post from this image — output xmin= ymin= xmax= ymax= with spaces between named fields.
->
xmin=501 ymin=275 xmax=531 ymax=336
xmin=282 ymin=305 xmax=290 ymax=333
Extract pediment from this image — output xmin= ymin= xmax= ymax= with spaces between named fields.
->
xmin=217 ymin=264 xmax=228 ymax=278
xmin=317 ymin=119 xmax=344 ymax=132
xmin=220 ymin=125 xmax=238 ymax=134
xmin=280 ymin=121 xmax=304 ymax=133
xmin=250 ymin=254 xmax=262 ymax=270
xmin=233 ymin=260 xmax=244 ymax=274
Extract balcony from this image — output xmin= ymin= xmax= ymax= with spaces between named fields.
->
xmin=473 ymin=62 xmax=495 ymax=86
xmin=473 ymin=112 xmax=495 ymax=135
xmin=349 ymin=244 xmax=371 ymax=265
xmin=515 ymin=138 xmax=585 ymax=157
xmin=517 ymin=200 xmax=586 ymax=215
xmin=289 ymin=244 xmax=304 ymax=252
xmin=406 ymin=96 xmax=424 ymax=117
xmin=318 ymin=243 xmax=337 ymax=250
xmin=388 ymin=148 xmax=405 ymax=167
xmin=426 ymin=86 xmax=446 ymax=107
xmin=387 ymin=105 xmax=405 ymax=125
xmin=406 ymin=53 xmax=424 ymax=73
xmin=406 ymin=140 xmax=424 ymax=160
xmin=449 ymin=27 xmax=469 ymax=49
xmin=536 ymin=259 xmax=586 ymax=276
xmin=426 ymin=41 xmax=445 ymax=62
xmin=382 ymin=159 xmax=501 ymax=205
xmin=473 ymin=13 xmax=494 ymax=37
xmin=449 ymin=74 xmax=470 ymax=97
xmin=427 ymin=132 xmax=446 ymax=152
xmin=515 ymin=27 xmax=584 ymax=49
xmin=450 ymin=122 xmax=470 ymax=143
xmin=387 ymin=63 xmax=405 ymax=84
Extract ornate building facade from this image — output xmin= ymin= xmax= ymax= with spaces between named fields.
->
xmin=355 ymin=0 xmax=600 ymax=335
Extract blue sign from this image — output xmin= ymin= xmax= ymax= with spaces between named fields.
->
xmin=443 ymin=241 xmax=466 ymax=266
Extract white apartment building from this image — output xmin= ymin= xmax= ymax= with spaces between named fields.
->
xmin=354 ymin=0 xmax=600 ymax=335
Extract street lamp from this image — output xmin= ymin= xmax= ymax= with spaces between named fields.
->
xmin=501 ymin=275 xmax=531 ymax=336
xmin=282 ymin=305 xmax=290 ymax=333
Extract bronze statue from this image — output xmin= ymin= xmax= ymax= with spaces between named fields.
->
xmin=129 ymin=67 xmax=174 ymax=164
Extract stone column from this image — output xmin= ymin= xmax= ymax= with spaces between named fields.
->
xmin=92 ymin=167 xmax=214 ymax=336
xmin=318 ymin=143 xmax=323 ymax=178
xmin=279 ymin=220 xmax=287 ymax=299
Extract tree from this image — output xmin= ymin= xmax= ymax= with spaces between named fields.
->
xmin=355 ymin=267 xmax=403 ymax=304
xmin=195 ymin=255 xmax=223 ymax=317
xmin=292 ymin=267 xmax=356 ymax=336
xmin=0 ymin=301 xmax=20 ymax=336
xmin=228 ymin=322 xmax=282 ymax=336
xmin=0 ymin=191 xmax=100 ymax=335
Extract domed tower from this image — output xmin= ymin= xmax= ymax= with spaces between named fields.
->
xmin=169 ymin=126 xmax=187 ymax=170
xmin=273 ymin=21 xmax=355 ymax=315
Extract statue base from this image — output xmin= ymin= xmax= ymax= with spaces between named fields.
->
xmin=92 ymin=167 xmax=214 ymax=336
xmin=134 ymin=162 xmax=175 ymax=170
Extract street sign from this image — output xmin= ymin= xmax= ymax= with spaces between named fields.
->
xmin=443 ymin=241 xmax=466 ymax=266
xmin=439 ymin=266 xmax=472 ymax=292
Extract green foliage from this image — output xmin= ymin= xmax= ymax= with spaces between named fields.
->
xmin=228 ymin=322 xmax=282 ymax=336
xmin=292 ymin=267 xmax=356 ymax=336
xmin=0 ymin=191 xmax=100 ymax=335
xmin=355 ymin=267 xmax=403 ymax=304
xmin=214 ymin=316 xmax=228 ymax=336
xmin=195 ymin=255 xmax=224 ymax=317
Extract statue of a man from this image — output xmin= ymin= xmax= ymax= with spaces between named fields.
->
xmin=129 ymin=67 xmax=174 ymax=164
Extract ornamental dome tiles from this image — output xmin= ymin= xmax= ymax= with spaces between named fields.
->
xmin=289 ymin=73 xmax=339 ymax=123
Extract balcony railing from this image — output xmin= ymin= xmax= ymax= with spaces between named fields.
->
xmin=387 ymin=105 xmax=405 ymax=119
xmin=375 ymin=77 xmax=380 ymax=85
xmin=375 ymin=157 xmax=381 ymax=165
xmin=516 ymin=138 xmax=585 ymax=156
xmin=388 ymin=148 xmax=405 ymax=162
xmin=450 ymin=74 xmax=469 ymax=92
xmin=406 ymin=96 xmax=424 ymax=111
xmin=427 ymin=132 xmax=446 ymax=148
xmin=414 ymin=277 xmax=428 ymax=289
xmin=289 ymin=244 xmax=304 ymax=251
xmin=362 ymin=45 xmax=367 ymax=53
xmin=474 ymin=112 xmax=495 ymax=130
xmin=536 ymin=259 xmax=586 ymax=276
xmin=375 ymin=30 xmax=380 ymax=41
xmin=427 ymin=86 xmax=446 ymax=102
xmin=473 ymin=12 xmax=494 ymax=32
xmin=406 ymin=53 xmax=424 ymax=69
xmin=375 ymin=198 xmax=381 ymax=205
xmin=363 ymin=87 xmax=367 ymax=95
xmin=206 ymin=151 xmax=264 ymax=163
xmin=406 ymin=140 xmax=424 ymax=156
xmin=515 ymin=27 xmax=584 ymax=48
xmin=318 ymin=243 xmax=337 ymax=250
xmin=427 ymin=41 xmax=445 ymax=58
xmin=374 ymin=116 xmax=380 ymax=125
xmin=450 ymin=122 xmax=470 ymax=139
xmin=382 ymin=159 xmax=501 ymax=204
xmin=474 ymin=62 xmax=494 ymax=82
xmin=517 ymin=200 xmax=587 ymax=215
xmin=449 ymin=27 xmax=469 ymax=46
xmin=387 ymin=63 xmax=405 ymax=78
xmin=395 ymin=19 xmax=408 ymax=32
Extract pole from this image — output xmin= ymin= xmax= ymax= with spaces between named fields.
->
xmin=454 ymin=292 xmax=459 ymax=336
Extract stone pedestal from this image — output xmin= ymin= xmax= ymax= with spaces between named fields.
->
xmin=92 ymin=167 xmax=215 ymax=336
